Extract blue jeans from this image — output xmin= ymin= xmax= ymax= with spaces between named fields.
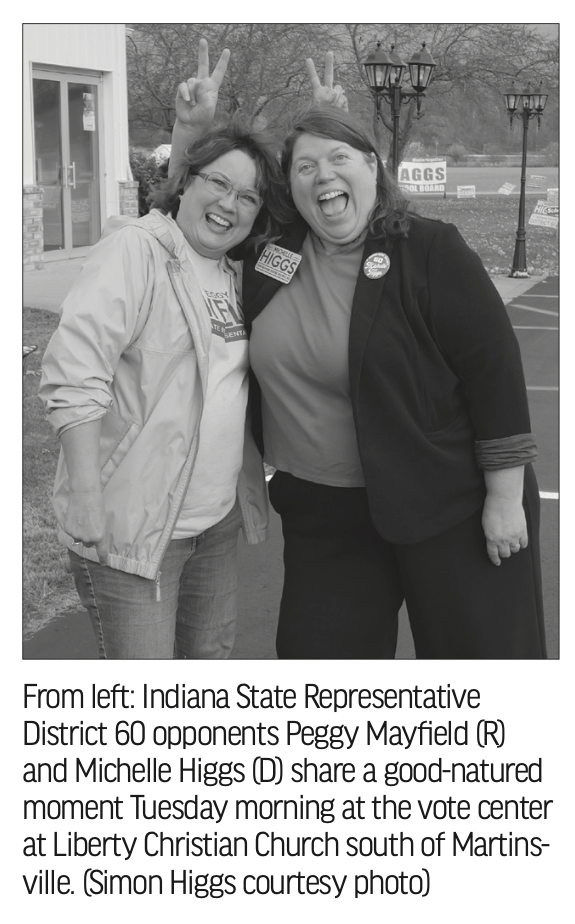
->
xmin=68 ymin=501 xmax=241 ymax=659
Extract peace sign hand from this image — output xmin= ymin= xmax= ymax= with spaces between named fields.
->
xmin=306 ymin=51 xmax=349 ymax=111
xmin=175 ymin=38 xmax=230 ymax=131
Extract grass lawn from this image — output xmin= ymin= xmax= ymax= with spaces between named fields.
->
xmin=412 ymin=195 xmax=558 ymax=276
xmin=22 ymin=195 xmax=558 ymax=636
xmin=23 ymin=308 xmax=78 ymax=637
xmin=438 ymin=165 xmax=558 ymax=196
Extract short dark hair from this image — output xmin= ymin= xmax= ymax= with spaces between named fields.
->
xmin=150 ymin=118 xmax=293 ymax=251
xmin=280 ymin=105 xmax=411 ymax=242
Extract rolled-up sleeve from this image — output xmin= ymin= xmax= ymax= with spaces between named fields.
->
xmin=39 ymin=226 xmax=153 ymax=436
xmin=475 ymin=432 xmax=537 ymax=470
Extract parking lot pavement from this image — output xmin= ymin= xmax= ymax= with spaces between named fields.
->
xmin=504 ymin=275 xmax=559 ymax=658
xmin=23 ymin=275 xmax=559 ymax=660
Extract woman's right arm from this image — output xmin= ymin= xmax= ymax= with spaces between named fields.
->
xmin=40 ymin=227 xmax=153 ymax=563
xmin=169 ymin=39 xmax=230 ymax=176
xmin=60 ymin=421 xmax=108 ymax=563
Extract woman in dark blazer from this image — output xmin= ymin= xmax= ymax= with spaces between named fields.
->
xmin=172 ymin=61 xmax=546 ymax=660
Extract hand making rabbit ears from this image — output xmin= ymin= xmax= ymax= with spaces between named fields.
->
xmin=305 ymin=51 xmax=349 ymax=111
xmin=175 ymin=38 xmax=231 ymax=131
xmin=175 ymin=39 xmax=348 ymax=129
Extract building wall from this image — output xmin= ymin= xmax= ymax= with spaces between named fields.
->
xmin=23 ymin=186 xmax=44 ymax=271
xmin=23 ymin=24 xmax=133 ymax=265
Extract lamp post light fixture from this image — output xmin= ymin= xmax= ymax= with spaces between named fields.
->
xmin=503 ymin=80 xmax=549 ymax=277
xmin=363 ymin=40 xmax=436 ymax=176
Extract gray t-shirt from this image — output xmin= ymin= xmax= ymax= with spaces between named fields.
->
xmin=249 ymin=231 xmax=366 ymax=487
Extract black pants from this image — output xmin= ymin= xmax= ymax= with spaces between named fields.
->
xmin=269 ymin=467 xmax=546 ymax=660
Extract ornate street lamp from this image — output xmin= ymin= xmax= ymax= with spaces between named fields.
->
xmin=363 ymin=41 xmax=436 ymax=176
xmin=503 ymin=80 xmax=549 ymax=277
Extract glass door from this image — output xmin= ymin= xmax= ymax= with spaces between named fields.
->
xmin=68 ymin=82 xmax=101 ymax=248
xmin=32 ymin=70 xmax=102 ymax=256
xmin=33 ymin=77 xmax=64 ymax=251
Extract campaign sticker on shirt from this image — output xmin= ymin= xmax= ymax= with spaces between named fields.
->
xmin=255 ymin=244 xmax=302 ymax=284
xmin=363 ymin=252 xmax=390 ymax=279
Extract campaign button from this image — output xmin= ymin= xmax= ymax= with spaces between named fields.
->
xmin=363 ymin=252 xmax=390 ymax=279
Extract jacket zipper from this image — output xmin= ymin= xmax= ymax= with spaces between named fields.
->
xmin=150 ymin=259 xmax=212 ymax=590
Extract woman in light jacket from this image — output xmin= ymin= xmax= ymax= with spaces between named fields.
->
xmin=40 ymin=50 xmax=289 ymax=659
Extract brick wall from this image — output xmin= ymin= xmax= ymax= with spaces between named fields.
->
xmin=23 ymin=186 xmax=44 ymax=271
xmin=119 ymin=180 xmax=139 ymax=218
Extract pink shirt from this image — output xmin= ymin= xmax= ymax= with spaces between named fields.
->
xmin=249 ymin=231 xmax=366 ymax=487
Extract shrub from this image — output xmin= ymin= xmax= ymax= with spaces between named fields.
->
xmin=129 ymin=148 xmax=167 ymax=216
xmin=446 ymin=143 xmax=468 ymax=165
xmin=543 ymin=142 xmax=558 ymax=167
xmin=405 ymin=141 xmax=426 ymax=159
xmin=484 ymin=144 xmax=503 ymax=166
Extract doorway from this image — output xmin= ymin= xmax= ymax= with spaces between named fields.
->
xmin=32 ymin=69 xmax=102 ymax=258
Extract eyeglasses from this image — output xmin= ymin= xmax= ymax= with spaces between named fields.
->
xmin=196 ymin=172 xmax=263 ymax=211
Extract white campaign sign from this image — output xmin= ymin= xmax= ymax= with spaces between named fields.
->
xmin=397 ymin=160 xmax=446 ymax=193
xmin=529 ymin=199 xmax=559 ymax=229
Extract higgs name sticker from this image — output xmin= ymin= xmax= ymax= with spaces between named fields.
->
xmin=255 ymin=244 xmax=302 ymax=284
xmin=363 ymin=252 xmax=390 ymax=279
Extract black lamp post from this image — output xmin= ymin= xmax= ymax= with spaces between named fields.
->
xmin=503 ymin=80 xmax=549 ymax=277
xmin=363 ymin=41 xmax=436 ymax=176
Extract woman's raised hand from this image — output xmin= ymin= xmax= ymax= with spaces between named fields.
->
xmin=175 ymin=38 xmax=230 ymax=131
xmin=306 ymin=52 xmax=349 ymax=111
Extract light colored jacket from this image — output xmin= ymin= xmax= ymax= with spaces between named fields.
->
xmin=39 ymin=210 xmax=268 ymax=584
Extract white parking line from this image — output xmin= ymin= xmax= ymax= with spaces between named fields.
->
xmin=510 ymin=303 xmax=559 ymax=316
xmin=526 ymin=386 xmax=558 ymax=391
xmin=513 ymin=326 xmax=558 ymax=331
xmin=540 ymin=492 xmax=559 ymax=500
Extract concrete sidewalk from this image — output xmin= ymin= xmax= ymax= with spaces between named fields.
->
xmin=24 ymin=258 xmax=86 ymax=312
xmin=23 ymin=256 xmax=543 ymax=312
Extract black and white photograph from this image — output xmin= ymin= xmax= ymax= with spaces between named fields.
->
xmin=23 ymin=23 xmax=559 ymax=660
xmin=16 ymin=18 xmax=570 ymax=924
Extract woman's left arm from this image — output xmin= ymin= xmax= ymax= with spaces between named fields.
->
xmin=426 ymin=225 xmax=535 ymax=565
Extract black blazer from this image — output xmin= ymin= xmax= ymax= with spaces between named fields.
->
xmin=242 ymin=215 xmax=532 ymax=544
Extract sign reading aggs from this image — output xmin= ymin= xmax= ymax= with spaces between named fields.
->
xmin=398 ymin=160 xmax=446 ymax=193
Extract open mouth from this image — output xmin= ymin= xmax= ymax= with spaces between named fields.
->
xmin=318 ymin=190 xmax=349 ymax=218
xmin=206 ymin=212 xmax=232 ymax=232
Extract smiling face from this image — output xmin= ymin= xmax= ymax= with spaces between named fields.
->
xmin=289 ymin=134 xmax=378 ymax=248
xmin=176 ymin=149 xmax=259 ymax=259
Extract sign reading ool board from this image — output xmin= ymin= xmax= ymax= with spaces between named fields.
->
xmin=397 ymin=159 xmax=446 ymax=193
xmin=457 ymin=186 xmax=476 ymax=199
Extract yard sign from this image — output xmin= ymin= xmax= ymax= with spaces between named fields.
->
xmin=397 ymin=159 xmax=446 ymax=193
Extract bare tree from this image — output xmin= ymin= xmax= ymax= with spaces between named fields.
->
xmin=127 ymin=23 xmax=558 ymax=160
xmin=339 ymin=23 xmax=558 ymax=161
xmin=127 ymin=23 xmax=346 ymax=143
